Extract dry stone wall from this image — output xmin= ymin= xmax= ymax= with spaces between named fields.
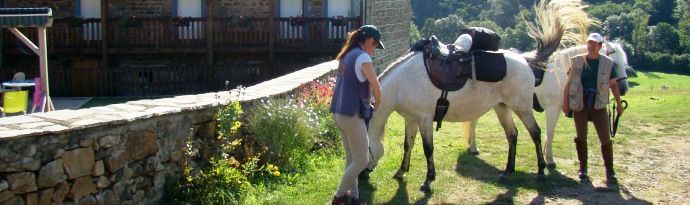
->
xmin=0 ymin=61 xmax=339 ymax=205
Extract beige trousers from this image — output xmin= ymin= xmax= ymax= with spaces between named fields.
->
xmin=333 ymin=113 xmax=369 ymax=198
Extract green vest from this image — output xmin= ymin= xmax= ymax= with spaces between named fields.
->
xmin=568 ymin=54 xmax=614 ymax=111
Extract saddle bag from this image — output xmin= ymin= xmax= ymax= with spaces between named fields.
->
xmin=461 ymin=27 xmax=500 ymax=51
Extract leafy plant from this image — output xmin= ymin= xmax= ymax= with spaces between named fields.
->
xmin=247 ymin=98 xmax=318 ymax=166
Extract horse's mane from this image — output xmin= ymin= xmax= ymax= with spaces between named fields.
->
xmin=377 ymin=52 xmax=417 ymax=82
xmin=550 ymin=41 xmax=628 ymax=74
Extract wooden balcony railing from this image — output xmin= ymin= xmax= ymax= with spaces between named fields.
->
xmin=2 ymin=16 xmax=361 ymax=52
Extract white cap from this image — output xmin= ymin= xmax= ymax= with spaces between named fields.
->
xmin=454 ymin=34 xmax=473 ymax=53
xmin=587 ymin=33 xmax=604 ymax=43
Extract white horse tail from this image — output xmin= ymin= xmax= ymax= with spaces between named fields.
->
xmin=522 ymin=0 xmax=598 ymax=70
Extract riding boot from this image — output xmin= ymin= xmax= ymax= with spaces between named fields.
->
xmin=602 ymin=142 xmax=617 ymax=184
xmin=575 ymin=138 xmax=588 ymax=180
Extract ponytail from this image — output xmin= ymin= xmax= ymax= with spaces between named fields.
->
xmin=336 ymin=29 xmax=364 ymax=60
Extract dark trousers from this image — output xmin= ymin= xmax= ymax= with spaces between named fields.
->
xmin=573 ymin=106 xmax=611 ymax=145
xmin=573 ymin=105 xmax=616 ymax=175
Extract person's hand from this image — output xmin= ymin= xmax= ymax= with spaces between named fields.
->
xmin=616 ymin=102 xmax=624 ymax=116
xmin=372 ymin=99 xmax=380 ymax=111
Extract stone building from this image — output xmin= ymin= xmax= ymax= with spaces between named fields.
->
xmin=0 ymin=0 xmax=410 ymax=96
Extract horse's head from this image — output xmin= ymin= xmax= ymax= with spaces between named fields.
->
xmin=602 ymin=41 xmax=630 ymax=96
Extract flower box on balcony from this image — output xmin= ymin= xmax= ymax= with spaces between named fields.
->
xmin=331 ymin=16 xmax=347 ymax=27
xmin=172 ymin=16 xmax=192 ymax=27
xmin=117 ymin=16 xmax=142 ymax=28
xmin=290 ymin=16 xmax=305 ymax=27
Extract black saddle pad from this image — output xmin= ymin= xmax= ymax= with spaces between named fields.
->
xmin=473 ymin=51 xmax=506 ymax=82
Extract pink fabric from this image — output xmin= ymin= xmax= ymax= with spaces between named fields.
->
xmin=33 ymin=77 xmax=42 ymax=107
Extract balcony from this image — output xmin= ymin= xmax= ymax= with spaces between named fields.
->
xmin=3 ymin=16 xmax=362 ymax=54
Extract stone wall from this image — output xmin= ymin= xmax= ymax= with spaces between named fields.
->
xmin=0 ymin=60 xmax=339 ymax=205
xmin=364 ymin=0 xmax=411 ymax=73
xmin=214 ymin=0 xmax=272 ymax=18
xmin=108 ymin=0 xmax=173 ymax=18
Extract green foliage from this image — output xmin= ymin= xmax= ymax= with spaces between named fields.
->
xmin=678 ymin=19 xmax=690 ymax=52
xmin=586 ymin=2 xmax=635 ymax=22
xmin=649 ymin=0 xmax=677 ymax=25
xmin=603 ymin=13 xmax=636 ymax=42
xmin=632 ymin=52 xmax=690 ymax=72
xmin=478 ymin=0 xmax=520 ymax=28
xmin=410 ymin=22 xmax=422 ymax=44
xmin=421 ymin=14 xmax=466 ymax=43
xmin=248 ymin=98 xmax=318 ymax=166
xmin=502 ymin=21 xmax=535 ymax=51
xmin=643 ymin=22 xmax=680 ymax=53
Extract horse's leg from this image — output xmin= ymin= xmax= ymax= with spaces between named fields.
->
xmin=464 ymin=120 xmax=480 ymax=155
xmin=544 ymin=106 xmax=560 ymax=168
xmin=494 ymin=104 xmax=518 ymax=181
xmin=514 ymin=108 xmax=546 ymax=180
xmin=394 ymin=117 xmax=419 ymax=180
xmin=419 ymin=119 xmax=436 ymax=192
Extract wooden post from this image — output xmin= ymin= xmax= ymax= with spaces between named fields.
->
xmin=38 ymin=27 xmax=54 ymax=112
xmin=268 ymin=0 xmax=276 ymax=62
xmin=101 ymin=0 xmax=109 ymax=96
xmin=206 ymin=0 xmax=214 ymax=66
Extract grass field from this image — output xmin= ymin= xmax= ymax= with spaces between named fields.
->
xmin=252 ymin=71 xmax=690 ymax=204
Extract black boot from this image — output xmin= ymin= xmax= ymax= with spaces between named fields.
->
xmin=602 ymin=142 xmax=617 ymax=184
xmin=575 ymin=138 xmax=588 ymax=180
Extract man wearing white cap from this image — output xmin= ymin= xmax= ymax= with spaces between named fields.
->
xmin=563 ymin=33 xmax=624 ymax=184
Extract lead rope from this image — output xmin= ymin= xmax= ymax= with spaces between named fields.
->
xmin=609 ymin=99 xmax=628 ymax=137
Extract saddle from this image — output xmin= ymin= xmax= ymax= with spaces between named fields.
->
xmin=411 ymin=35 xmax=507 ymax=130
xmin=427 ymin=35 xmax=473 ymax=91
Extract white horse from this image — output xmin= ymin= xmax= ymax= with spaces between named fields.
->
xmin=365 ymin=0 xmax=595 ymax=192
xmin=464 ymin=41 xmax=630 ymax=168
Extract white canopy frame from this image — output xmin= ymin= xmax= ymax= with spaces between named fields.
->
xmin=5 ymin=26 xmax=54 ymax=112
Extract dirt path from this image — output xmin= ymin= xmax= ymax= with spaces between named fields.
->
xmin=539 ymin=135 xmax=690 ymax=204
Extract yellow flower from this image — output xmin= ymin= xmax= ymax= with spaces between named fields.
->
xmin=273 ymin=171 xmax=281 ymax=177
xmin=267 ymin=164 xmax=276 ymax=171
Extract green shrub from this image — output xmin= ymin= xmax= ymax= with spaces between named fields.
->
xmin=248 ymin=98 xmax=318 ymax=167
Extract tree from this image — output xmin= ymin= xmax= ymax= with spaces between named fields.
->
xmin=649 ymin=0 xmax=677 ymax=25
xmin=603 ymin=13 xmax=636 ymax=42
xmin=420 ymin=14 xmax=466 ymax=43
xmin=410 ymin=22 xmax=422 ymax=44
xmin=632 ymin=1 xmax=653 ymax=54
xmin=478 ymin=0 xmax=520 ymax=28
xmin=677 ymin=19 xmax=690 ymax=52
xmin=586 ymin=2 xmax=635 ymax=22
xmin=644 ymin=22 xmax=680 ymax=53
xmin=502 ymin=21 xmax=535 ymax=52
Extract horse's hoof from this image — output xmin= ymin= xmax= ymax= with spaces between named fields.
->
xmin=546 ymin=163 xmax=556 ymax=169
xmin=498 ymin=174 xmax=510 ymax=184
xmin=420 ymin=181 xmax=432 ymax=193
xmin=359 ymin=169 xmax=371 ymax=181
xmin=392 ymin=170 xmax=405 ymax=180
xmin=467 ymin=148 xmax=480 ymax=155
